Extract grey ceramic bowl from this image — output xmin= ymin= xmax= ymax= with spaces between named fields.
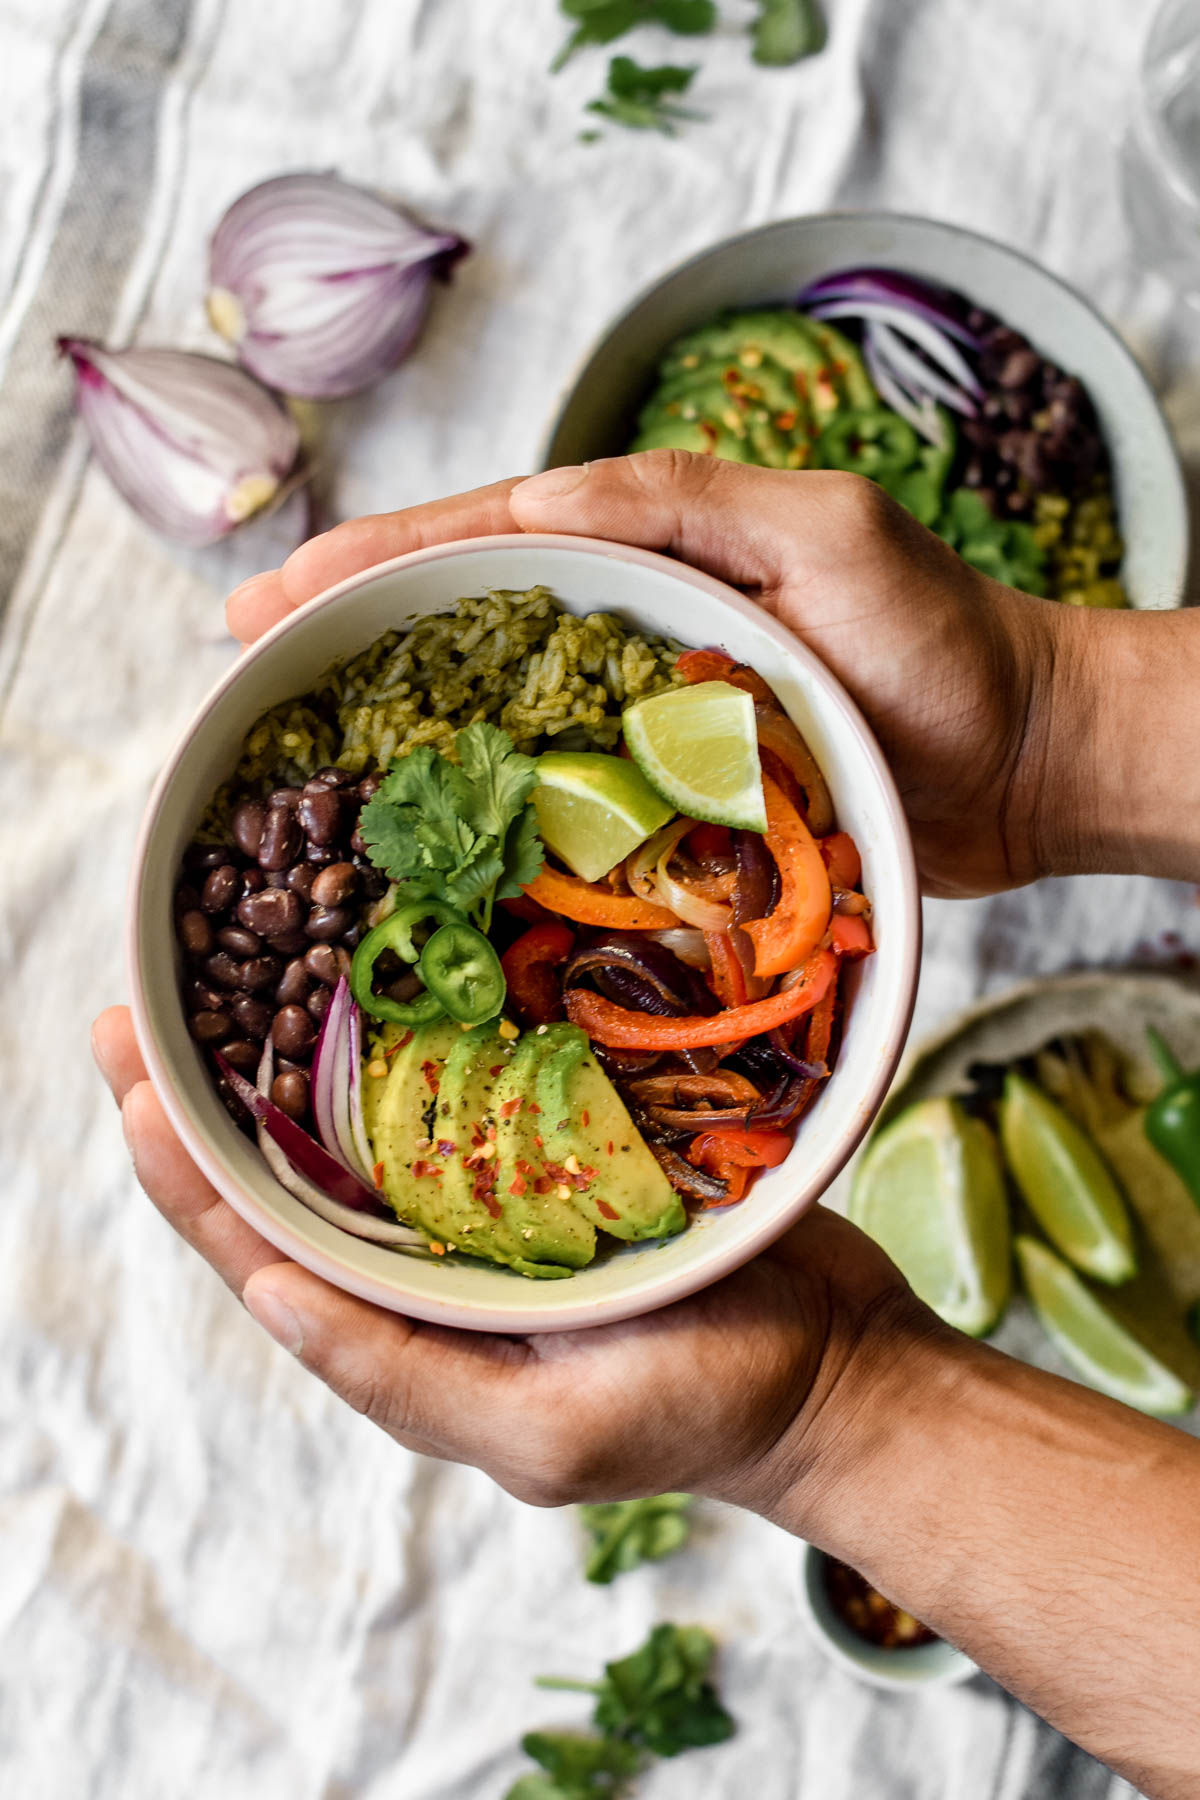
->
xmin=796 ymin=1542 xmax=977 ymax=1692
xmin=541 ymin=211 xmax=1188 ymax=611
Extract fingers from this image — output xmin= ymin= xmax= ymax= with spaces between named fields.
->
xmin=121 ymin=1080 xmax=286 ymax=1297
xmin=226 ymin=571 xmax=291 ymax=645
xmin=92 ymin=1005 xmax=148 ymax=1105
xmin=511 ymin=452 xmax=869 ymax=591
xmin=242 ymin=1260 xmax=529 ymax=1459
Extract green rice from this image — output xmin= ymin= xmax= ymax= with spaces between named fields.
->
xmin=223 ymin=586 xmax=685 ymax=801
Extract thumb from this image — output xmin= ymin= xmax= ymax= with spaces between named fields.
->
xmin=511 ymin=450 xmax=866 ymax=592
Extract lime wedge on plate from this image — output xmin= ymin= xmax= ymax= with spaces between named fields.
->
xmin=849 ymin=1097 xmax=1011 ymax=1337
xmin=1015 ymin=1235 xmax=1192 ymax=1415
xmin=999 ymin=1072 xmax=1136 ymax=1285
xmin=622 ymin=681 xmax=768 ymax=831
xmin=533 ymin=752 xmax=674 ymax=884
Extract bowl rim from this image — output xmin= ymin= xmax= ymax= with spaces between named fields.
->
xmin=538 ymin=207 xmax=1188 ymax=608
xmin=796 ymin=1541 xmax=978 ymax=1691
xmin=126 ymin=532 xmax=921 ymax=1332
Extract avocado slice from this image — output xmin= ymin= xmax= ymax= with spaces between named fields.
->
xmin=629 ymin=415 xmax=756 ymax=463
xmin=535 ymin=1027 xmax=686 ymax=1243
xmin=489 ymin=1027 xmax=597 ymax=1271
xmin=361 ymin=1020 xmax=415 ymax=1143
xmin=370 ymin=1016 xmax=464 ymax=1228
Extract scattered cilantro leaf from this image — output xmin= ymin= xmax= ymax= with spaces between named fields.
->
xmin=552 ymin=0 xmax=715 ymax=73
xmin=936 ymin=488 xmax=1048 ymax=596
xmin=590 ymin=1624 xmax=735 ymax=1756
xmin=358 ymin=730 xmax=544 ymax=932
xmin=751 ymin=0 xmax=826 ymax=65
xmin=586 ymin=56 xmax=702 ymax=133
xmin=505 ymin=1731 xmax=641 ymax=1800
xmin=578 ymin=1494 xmax=693 ymax=1584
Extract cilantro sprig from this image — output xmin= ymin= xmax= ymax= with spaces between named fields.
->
xmin=507 ymin=1731 xmax=640 ymax=1800
xmin=578 ymin=1494 xmax=693 ymax=1584
xmin=585 ymin=56 xmax=702 ymax=134
xmin=553 ymin=0 xmax=716 ymax=73
xmin=358 ymin=723 xmax=544 ymax=933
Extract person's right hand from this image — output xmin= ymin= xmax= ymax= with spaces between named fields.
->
xmin=509 ymin=453 xmax=1065 ymax=899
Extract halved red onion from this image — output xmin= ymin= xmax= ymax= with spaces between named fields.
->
xmin=207 ymin=172 xmax=469 ymax=399
xmin=216 ymin=1049 xmax=426 ymax=1250
xmin=60 ymin=339 xmax=302 ymax=546
xmin=310 ymin=977 xmax=373 ymax=1181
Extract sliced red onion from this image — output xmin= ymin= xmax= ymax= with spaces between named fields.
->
xmin=868 ymin=319 xmax=978 ymax=419
xmin=60 ymin=338 xmax=300 ymax=545
xmin=310 ymin=977 xmax=373 ymax=1182
xmin=796 ymin=267 xmax=981 ymax=348
xmin=207 ymin=172 xmax=469 ymax=399
xmin=646 ymin=928 xmax=711 ymax=970
xmin=862 ymin=327 xmax=946 ymax=448
xmin=217 ymin=1048 xmax=427 ymax=1249
xmin=805 ymin=297 xmax=982 ymax=399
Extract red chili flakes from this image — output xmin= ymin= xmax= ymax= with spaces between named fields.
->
xmin=472 ymin=1167 xmax=502 ymax=1219
xmin=385 ymin=1030 xmax=414 ymax=1058
xmin=597 ymin=1200 xmax=619 ymax=1222
xmin=436 ymin=1139 xmax=457 ymax=1158
xmin=534 ymin=1176 xmax=554 ymax=1195
xmin=542 ymin=1160 xmax=568 ymax=1182
xmin=489 ymin=1064 xmax=504 ymax=1078
xmin=528 ymin=1103 xmax=541 ymax=1115
xmin=607 ymin=1140 xmax=614 ymax=1156
xmin=581 ymin=1110 xmax=590 ymax=1128
xmin=412 ymin=1159 xmax=442 ymax=1180
xmin=421 ymin=1060 xmax=440 ymax=1093
xmin=516 ymin=1158 xmax=536 ymax=1179
xmin=508 ymin=1174 xmax=527 ymax=1197
xmin=776 ymin=409 xmax=797 ymax=431
xmin=534 ymin=1134 xmax=544 ymax=1149
xmin=498 ymin=1097 xmax=524 ymax=1119
xmin=485 ymin=1123 xmax=497 ymax=1142
xmin=429 ymin=1241 xmax=446 ymax=1257
xmin=372 ymin=1161 xmax=385 ymax=1190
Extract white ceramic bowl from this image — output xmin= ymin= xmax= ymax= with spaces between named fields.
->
xmin=542 ymin=211 xmax=1188 ymax=611
xmin=797 ymin=1543 xmax=977 ymax=1692
xmin=128 ymin=534 xmax=920 ymax=1333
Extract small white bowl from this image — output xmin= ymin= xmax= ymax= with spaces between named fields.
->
xmin=542 ymin=211 xmax=1188 ymax=611
xmin=128 ymin=534 xmax=920 ymax=1333
xmin=797 ymin=1542 xmax=977 ymax=1692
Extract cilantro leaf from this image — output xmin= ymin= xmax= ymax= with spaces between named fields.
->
xmin=505 ymin=1732 xmax=641 ymax=1800
xmin=497 ymin=804 xmax=546 ymax=903
xmin=552 ymin=0 xmax=715 ymax=72
xmin=579 ymin=1495 xmax=693 ymax=1584
xmin=590 ymin=1625 xmax=735 ymax=1757
xmin=936 ymin=488 xmax=1048 ymax=595
xmin=586 ymin=56 xmax=702 ymax=133
xmin=750 ymin=0 xmax=826 ymax=65
xmin=454 ymin=722 xmax=540 ymax=842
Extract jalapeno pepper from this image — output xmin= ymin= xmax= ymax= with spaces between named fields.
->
xmin=350 ymin=897 xmax=468 ymax=1025
xmin=417 ymin=921 xmax=507 ymax=1027
xmin=1145 ymin=1027 xmax=1200 ymax=1209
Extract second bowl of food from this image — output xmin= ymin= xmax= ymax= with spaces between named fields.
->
xmin=542 ymin=211 xmax=1188 ymax=611
xmin=128 ymin=535 xmax=920 ymax=1332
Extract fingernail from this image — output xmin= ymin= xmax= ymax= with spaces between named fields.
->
xmin=513 ymin=465 xmax=588 ymax=504
xmin=227 ymin=569 xmax=274 ymax=604
xmin=245 ymin=1282 xmax=305 ymax=1355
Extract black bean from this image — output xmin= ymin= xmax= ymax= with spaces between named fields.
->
xmin=298 ymin=785 xmax=342 ymax=845
xmin=268 ymin=787 xmax=302 ymax=812
xmin=177 ymin=909 xmax=214 ymax=956
xmin=312 ymin=766 xmax=356 ymax=789
xmin=266 ymin=927 xmax=310 ymax=955
xmin=304 ymin=943 xmax=351 ymax=986
xmin=217 ymin=924 xmax=262 ymax=957
xmin=276 ymin=957 xmax=312 ymax=1007
xmin=189 ymin=1009 xmax=231 ymax=1044
xmin=271 ymin=1071 xmax=309 ymax=1119
xmin=206 ymin=951 xmax=246 ymax=989
xmin=342 ymin=922 xmax=364 ymax=950
xmin=264 ymin=869 xmax=289 ymax=888
xmin=356 ymin=864 xmax=388 ymax=901
xmin=186 ymin=979 xmax=226 ymax=1013
xmin=231 ymin=800 xmax=266 ymax=860
xmin=238 ymin=957 xmax=280 ymax=993
xmin=272 ymin=1005 xmax=316 ymax=1059
xmin=231 ymin=994 xmax=274 ymax=1040
xmin=358 ymin=772 xmax=383 ymax=803
xmin=350 ymin=828 xmax=368 ymax=857
xmin=305 ymin=904 xmax=351 ymax=942
xmin=174 ymin=883 xmax=202 ymax=916
xmin=240 ymin=868 xmax=266 ymax=897
xmin=222 ymin=1038 xmax=261 ymax=1074
xmin=998 ymin=347 xmax=1040 ymax=390
xmin=184 ymin=842 xmax=229 ymax=872
xmin=307 ymin=985 xmax=332 ymax=1024
xmin=237 ymin=887 xmax=302 ymax=938
xmin=304 ymin=842 xmax=338 ymax=866
xmin=257 ymin=803 xmax=302 ymax=871
xmin=310 ymin=861 xmax=357 ymax=908
xmin=201 ymin=865 xmax=240 ymax=915
xmin=284 ymin=863 xmax=316 ymax=901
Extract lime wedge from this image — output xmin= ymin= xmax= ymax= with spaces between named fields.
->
xmin=622 ymin=681 xmax=768 ymax=831
xmin=999 ymin=1072 xmax=1135 ymax=1285
xmin=533 ymin=751 xmax=674 ymax=884
xmin=1015 ymin=1235 xmax=1193 ymax=1415
xmin=849 ymin=1097 xmax=1011 ymax=1336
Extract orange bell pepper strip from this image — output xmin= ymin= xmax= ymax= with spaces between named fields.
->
xmin=675 ymin=647 xmax=775 ymax=703
xmin=522 ymin=866 xmax=678 ymax=931
xmin=830 ymin=912 xmax=874 ymax=959
xmin=565 ymin=947 xmax=836 ymax=1049
xmin=820 ymin=830 xmax=862 ymax=890
xmin=704 ymin=930 xmax=749 ymax=1009
xmin=742 ymin=776 xmax=832 ymax=979
xmin=690 ymin=1127 xmax=792 ymax=1170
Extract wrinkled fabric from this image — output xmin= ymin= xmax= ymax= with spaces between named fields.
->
xmin=0 ymin=1 xmax=1194 ymax=1795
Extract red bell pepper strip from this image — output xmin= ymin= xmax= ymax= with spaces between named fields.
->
xmin=830 ymin=912 xmax=874 ymax=960
xmin=689 ymin=1127 xmax=792 ymax=1170
xmin=688 ymin=822 xmax=734 ymax=862
xmin=743 ymin=776 xmax=832 ymax=979
xmin=501 ymin=921 xmax=575 ymax=1026
xmin=820 ymin=830 xmax=862 ymax=890
xmin=566 ymin=948 xmax=836 ymax=1049
xmin=523 ymin=866 xmax=678 ymax=931
xmin=705 ymin=930 xmax=750 ymax=1010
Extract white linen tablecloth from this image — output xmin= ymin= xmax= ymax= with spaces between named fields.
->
xmin=2 ymin=2 xmax=1197 ymax=1795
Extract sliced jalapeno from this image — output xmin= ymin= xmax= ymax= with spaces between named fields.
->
xmin=813 ymin=407 xmax=919 ymax=479
xmin=417 ymin=922 xmax=507 ymax=1027
xmin=349 ymin=897 xmax=468 ymax=1025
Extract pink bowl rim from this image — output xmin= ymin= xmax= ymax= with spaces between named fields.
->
xmin=126 ymin=532 xmax=921 ymax=1332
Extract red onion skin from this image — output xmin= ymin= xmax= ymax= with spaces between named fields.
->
xmin=796 ymin=267 xmax=981 ymax=348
